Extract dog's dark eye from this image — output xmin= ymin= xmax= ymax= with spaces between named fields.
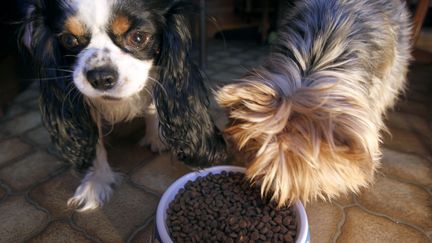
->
xmin=59 ymin=33 xmax=80 ymax=50
xmin=127 ymin=31 xmax=149 ymax=49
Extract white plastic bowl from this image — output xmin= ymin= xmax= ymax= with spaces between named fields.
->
xmin=155 ymin=166 xmax=310 ymax=243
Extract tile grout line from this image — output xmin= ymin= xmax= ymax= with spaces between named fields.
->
xmin=22 ymin=220 xmax=58 ymax=242
xmin=24 ymin=166 xmax=71 ymax=214
xmin=126 ymin=213 xmax=155 ymax=243
xmin=69 ymin=214 xmax=103 ymax=243
xmin=25 ymin=165 xmax=71 ymax=203
xmin=0 ymin=148 xmax=38 ymax=171
xmin=353 ymin=196 xmax=430 ymax=238
xmin=383 ymin=174 xmax=432 ymax=197
xmin=0 ymin=105 xmax=30 ymax=125
xmin=5 ymin=162 xmax=69 ymax=196
xmin=23 ymin=219 xmax=100 ymax=243
xmin=331 ymin=201 xmax=348 ymax=243
xmin=18 ymin=128 xmax=65 ymax=160
xmin=123 ymin=156 xmax=163 ymax=199
xmin=125 ymin=176 xmax=162 ymax=199
xmin=0 ymin=104 xmax=41 ymax=128
xmin=21 ymin=193 xmax=53 ymax=242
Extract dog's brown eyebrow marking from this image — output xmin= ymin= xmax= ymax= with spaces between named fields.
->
xmin=65 ymin=17 xmax=86 ymax=36
xmin=111 ymin=14 xmax=131 ymax=35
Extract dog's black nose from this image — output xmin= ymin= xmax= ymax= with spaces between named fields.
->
xmin=86 ymin=67 xmax=118 ymax=91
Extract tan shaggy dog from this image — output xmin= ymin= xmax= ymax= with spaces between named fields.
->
xmin=217 ymin=0 xmax=412 ymax=206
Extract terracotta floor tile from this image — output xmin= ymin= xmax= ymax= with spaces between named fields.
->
xmin=383 ymin=127 xmax=430 ymax=156
xmin=306 ymin=201 xmax=343 ymax=243
xmin=131 ymin=153 xmax=191 ymax=194
xmin=28 ymin=221 xmax=93 ymax=243
xmin=30 ymin=170 xmax=80 ymax=219
xmin=1 ymin=111 xmax=42 ymax=135
xmin=385 ymin=112 xmax=410 ymax=130
xmin=25 ymin=126 xmax=51 ymax=148
xmin=405 ymin=114 xmax=432 ymax=138
xmin=107 ymin=141 xmax=155 ymax=174
xmin=395 ymin=100 xmax=430 ymax=118
xmin=0 ymin=196 xmax=48 ymax=242
xmin=337 ymin=207 xmax=429 ymax=243
xmin=358 ymin=175 xmax=432 ymax=231
xmin=0 ymin=138 xmax=32 ymax=167
xmin=0 ymin=151 xmax=65 ymax=191
xmin=381 ymin=148 xmax=432 ymax=187
xmin=385 ymin=112 xmax=432 ymax=139
xmin=23 ymin=98 xmax=40 ymax=110
xmin=73 ymin=183 xmax=158 ymax=243
xmin=14 ymin=88 xmax=39 ymax=103
xmin=1 ymin=104 xmax=26 ymax=120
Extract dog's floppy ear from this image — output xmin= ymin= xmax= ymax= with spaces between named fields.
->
xmin=154 ymin=1 xmax=227 ymax=166
xmin=20 ymin=1 xmax=98 ymax=172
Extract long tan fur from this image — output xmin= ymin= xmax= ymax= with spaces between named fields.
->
xmin=217 ymin=0 xmax=412 ymax=206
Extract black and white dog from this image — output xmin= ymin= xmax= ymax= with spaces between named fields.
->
xmin=22 ymin=0 xmax=227 ymax=211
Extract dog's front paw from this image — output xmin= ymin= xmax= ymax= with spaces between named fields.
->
xmin=68 ymin=171 xmax=121 ymax=212
xmin=139 ymin=134 xmax=168 ymax=153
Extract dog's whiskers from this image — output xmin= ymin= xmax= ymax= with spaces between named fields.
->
xmin=147 ymin=76 xmax=168 ymax=97
xmin=22 ymin=75 xmax=73 ymax=82
xmin=42 ymin=68 xmax=74 ymax=73
xmin=60 ymin=82 xmax=78 ymax=123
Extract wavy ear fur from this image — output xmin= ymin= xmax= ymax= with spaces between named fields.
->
xmin=21 ymin=0 xmax=97 ymax=172
xmin=154 ymin=2 xmax=227 ymax=166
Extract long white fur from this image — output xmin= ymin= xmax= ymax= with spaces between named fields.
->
xmin=67 ymin=140 xmax=121 ymax=212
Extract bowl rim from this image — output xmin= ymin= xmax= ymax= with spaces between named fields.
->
xmin=156 ymin=165 xmax=309 ymax=243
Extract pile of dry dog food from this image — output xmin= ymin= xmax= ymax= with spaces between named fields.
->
xmin=166 ymin=171 xmax=297 ymax=242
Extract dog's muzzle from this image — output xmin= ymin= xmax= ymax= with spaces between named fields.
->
xmin=86 ymin=66 xmax=118 ymax=91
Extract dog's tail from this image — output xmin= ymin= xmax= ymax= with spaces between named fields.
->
xmin=216 ymin=53 xmax=382 ymax=206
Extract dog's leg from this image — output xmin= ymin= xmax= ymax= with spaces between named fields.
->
xmin=67 ymin=140 xmax=121 ymax=211
xmin=139 ymin=104 xmax=167 ymax=152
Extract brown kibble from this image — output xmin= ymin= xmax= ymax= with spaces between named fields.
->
xmin=274 ymin=215 xmax=283 ymax=224
xmin=262 ymin=215 xmax=271 ymax=223
xmin=283 ymin=217 xmax=292 ymax=226
xmin=251 ymin=231 xmax=260 ymax=240
xmin=228 ymin=216 xmax=237 ymax=225
xmin=284 ymin=233 xmax=294 ymax=242
xmin=167 ymin=172 xmax=297 ymax=241
xmin=257 ymin=222 xmax=265 ymax=229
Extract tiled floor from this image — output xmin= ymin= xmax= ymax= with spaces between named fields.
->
xmin=0 ymin=39 xmax=431 ymax=243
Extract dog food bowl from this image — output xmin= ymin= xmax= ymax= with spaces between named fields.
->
xmin=155 ymin=165 xmax=310 ymax=243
